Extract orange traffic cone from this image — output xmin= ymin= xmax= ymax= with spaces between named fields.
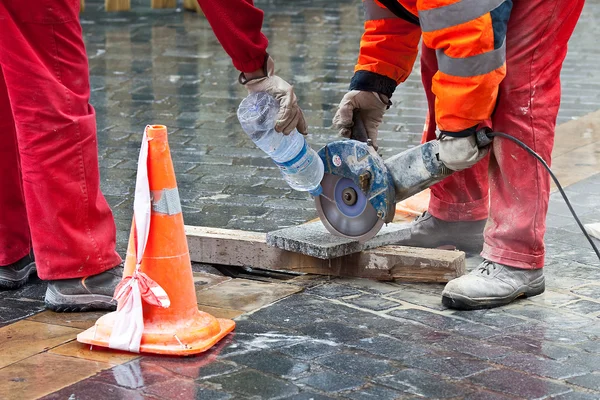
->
xmin=77 ymin=125 xmax=235 ymax=355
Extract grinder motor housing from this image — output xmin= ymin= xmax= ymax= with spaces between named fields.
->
xmin=317 ymin=139 xmax=453 ymax=225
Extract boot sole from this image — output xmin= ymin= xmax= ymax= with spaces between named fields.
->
xmin=45 ymin=285 xmax=117 ymax=313
xmin=0 ymin=262 xmax=37 ymax=290
xmin=441 ymin=276 xmax=545 ymax=310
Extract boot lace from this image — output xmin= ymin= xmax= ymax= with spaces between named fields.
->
xmin=478 ymin=261 xmax=497 ymax=276
xmin=415 ymin=211 xmax=429 ymax=223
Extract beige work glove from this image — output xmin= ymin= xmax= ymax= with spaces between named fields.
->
xmin=438 ymin=133 xmax=488 ymax=171
xmin=332 ymin=90 xmax=389 ymax=149
xmin=240 ymin=56 xmax=307 ymax=135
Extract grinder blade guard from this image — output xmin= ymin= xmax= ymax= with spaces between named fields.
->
xmin=314 ymin=140 xmax=395 ymax=242
xmin=314 ymin=139 xmax=454 ymax=242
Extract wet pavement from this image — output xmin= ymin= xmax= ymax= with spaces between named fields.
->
xmin=2 ymin=0 xmax=600 ymax=398
xmin=23 ymin=175 xmax=600 ymax=399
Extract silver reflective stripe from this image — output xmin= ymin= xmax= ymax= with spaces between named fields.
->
xmin=420 ymin=0 xmax=506 ymax=32
xmin=436 ymin=39 xmax=505 ymax=77
xmin=151 ymin=188 xmax=182 ymax=215
xmin=363 ymin=0 xmax=398 ymax=20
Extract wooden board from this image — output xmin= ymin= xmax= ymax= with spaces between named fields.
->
xmin=151 ymin=0 xmax=176 ymax=8
xmin=182 ymin=0 xmax=203 ymax=14
xmin=105 ymin=0 xmax=130 ymax=12
xmin=186 ymin=226 xmax=465 ymax=283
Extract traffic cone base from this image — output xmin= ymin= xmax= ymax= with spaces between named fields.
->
xmin=77 ymin=311 xmax=235 ymax=355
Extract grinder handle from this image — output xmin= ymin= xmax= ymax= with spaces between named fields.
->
xmin=351 ymin=111 xmax=369 ymax=143
xmin=475 ymin=129 xmax=493 ymax=148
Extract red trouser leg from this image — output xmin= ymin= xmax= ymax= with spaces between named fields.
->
xmin=0 ymin=66 xmax=31 ymax=266
xmin=481 ymin=0 xmax=585 ymax=269
xmin=0 ymin=1 xmax=122 ymax=279
xmin=420 ymin=43 xmax=490 ymax=222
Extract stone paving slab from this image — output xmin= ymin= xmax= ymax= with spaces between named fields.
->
xmin=266 ymin=221 xmax=413 ymax=259
xmin=195 ymin=278 xmax=303 ymax=312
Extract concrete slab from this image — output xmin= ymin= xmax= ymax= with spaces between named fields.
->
xmin=265 ymin=221 xmax=412 ymax=259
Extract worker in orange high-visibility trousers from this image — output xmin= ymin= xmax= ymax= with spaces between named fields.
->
xmin=332 ymin=0 xmax=584 ymax=310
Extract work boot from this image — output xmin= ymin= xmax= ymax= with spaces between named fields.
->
xmin=395 ymin=212 xmax=486 ymax=253
xmin=0 ymin=254 xmax=36 ymax=290
xmin=45 ymin=267 xmax=122 ymax=312
xmin=442 ymin=260 xmax=545 ymax=310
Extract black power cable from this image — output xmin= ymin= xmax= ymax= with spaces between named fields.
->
xmin=487 ymin=131 xmax=600 ymax=262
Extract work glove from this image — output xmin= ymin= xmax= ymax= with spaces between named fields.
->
xmin=239 ymin=56 xmax=307 ymax=135
xmin=438 ymin=130 xmax=489 ymax=171
xmin=332 ymin=90 xmax=390 ymax=150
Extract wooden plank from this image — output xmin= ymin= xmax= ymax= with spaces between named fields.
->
xmin=151 ymin=0 xmax=176 ymax=8
xmin=182 ymin=0 xmax=203 ymax=14
xmin=105 ymin=0 xmax=130 ymax=12
xmin=182 ymin=0 xmax=196 ymax=10
xmin=365 ymin=246 xmax=465 ymax=283
xmin=185 ymin=226 xmax=465 ymax=283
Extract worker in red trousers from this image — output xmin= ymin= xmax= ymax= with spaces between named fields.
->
xmin=0 ymin=1 xmax=123 ymax=311
xmin=331 ymin=0 xmax=584 ymax=309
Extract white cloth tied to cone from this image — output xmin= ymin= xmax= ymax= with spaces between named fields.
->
xmin=108 ymin=126 xmax=171 ymax=353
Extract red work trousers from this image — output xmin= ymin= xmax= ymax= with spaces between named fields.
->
xmin=421 ymin=0 xmax=584 ymax=269
xmin=0 ymin=1 xmax=122 ymax=280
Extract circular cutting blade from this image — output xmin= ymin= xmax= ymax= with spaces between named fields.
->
xmin=315 ymin=173 xmax=384 ymax=242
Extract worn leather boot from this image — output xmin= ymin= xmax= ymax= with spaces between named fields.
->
xmin=395 ymin=212 xmax=486 ymax=253
xmin=442 ymin=260 xmax=545 ymax=310
xmin=0 ymin=254 xmax=36 ymax=290
xmin=45 ymin=267 xmax=122 ymax=312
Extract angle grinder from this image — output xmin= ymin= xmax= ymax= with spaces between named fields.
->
xmin=314 ymin=118 xmax=493 ymax=242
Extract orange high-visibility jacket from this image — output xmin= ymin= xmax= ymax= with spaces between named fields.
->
xmin=352 ymin=0 xmax=512 ymax=134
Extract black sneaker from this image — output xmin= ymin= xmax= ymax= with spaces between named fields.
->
xmin=394 ymin=212 xmax=486 ymax=253
xmin=0 ymin=254 xmax=36 ymax=290
xmin=45 ymin=267 xmax=122 ymax=312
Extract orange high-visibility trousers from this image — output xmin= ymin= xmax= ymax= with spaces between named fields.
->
xmin=422 ymin=0 xmax=585 ymax=269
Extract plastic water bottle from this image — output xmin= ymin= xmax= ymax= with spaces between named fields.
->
xmin=237 ymin=92 xmax=324 ymax=196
